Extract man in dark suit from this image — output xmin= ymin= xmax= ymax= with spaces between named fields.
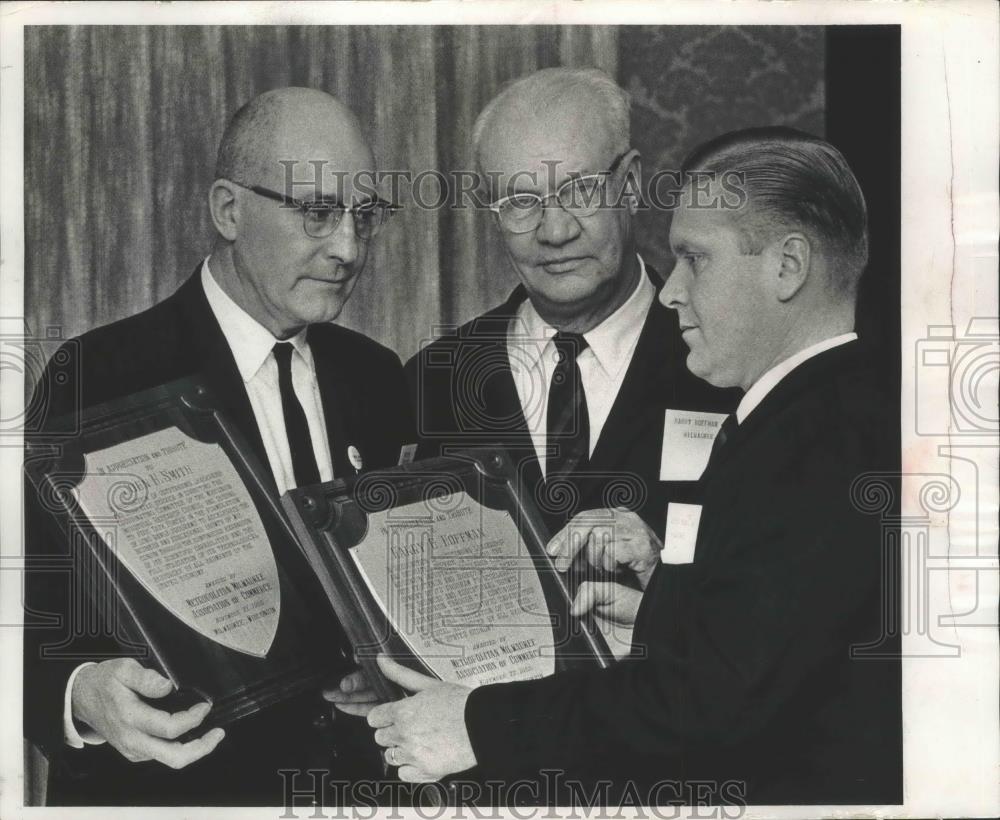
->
xmin=24 ymin=87 xmax=413 ymax=805
xmin=404 ymin=67 xmax=733 ymax=590
xmin=364 ymin=127 xmax=902 ymax=807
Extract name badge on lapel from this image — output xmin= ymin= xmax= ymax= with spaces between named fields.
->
xmin=661 ymin=502 xmax=702 ymax=565
xmin=659 ymin=410 xmax=728 ymax=481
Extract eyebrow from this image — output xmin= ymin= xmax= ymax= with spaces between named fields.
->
xmin=301 ymin=194 xmax=379 ymax=208
xmin=501 ymin=175 xmax=544 ymax=196
xmin=670 ymin=240 xmax=700 ymax=255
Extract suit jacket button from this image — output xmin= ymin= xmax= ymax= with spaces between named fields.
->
xmin=312 ymin=713 xmax=330 ymax=730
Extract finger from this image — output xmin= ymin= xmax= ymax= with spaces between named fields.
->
xmin=323 ymin=669 xmax=377 ymax=702
xmin=139 ymin=726 xmax=226 ymax=770
xmin=367 ymin=702 xmax=395 ymax=729
xmin=324 ymin=688 xmax=379 ymax=704
xmin=397 ymin=765 xmax=437 ymax=783
xmin=601 ymin=534 xmax=617 ymax=573
xmin=596 ymin=584 xmax=642 ymax=626
xmin=116 ymin=662 xmax=174 ymax=699
xmin=133 ymin=700 xmax=212 ymax=740
xmin=545 ymin=526 xmax=568 ymax=559
xmin=571 ymin=581 xmax=616 ymax=617
xmin=548 ymin=512 xmax=606 ymax=571
xmin=384 ymin=745 xmax=414 ymax=767
xmin=582 ymin=527 xmax=615 ymax=573
xmin=376 ymin=655 xmax=437 ymax=693
xmin=571 ymin=581 xmax=597 ymax=616
xmin=373 ymin=726 xmax=402 ymax=747
xmin=584 ymin=529 xmax=600 ymax=568
xmin=333 ymin=701 xmax=377 ymax=718
xmin=340 ymin=669 xmax=367 ymax=693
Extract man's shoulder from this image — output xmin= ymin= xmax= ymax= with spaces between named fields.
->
xmin=64 ymin=280 xmax=194 ymax=376
xmin=32 ymin=278 xmax=202 ymax=426
xmin=308 ymin=321 xmax=403 ymax=372
xmin=752 ymin=344 xmax=897 ymax=478
xmin=823 ymin=346 xmax=897 ymax=456
xmin=809 ymin=342 xmax=894 ymax=430
xmin=404 ymin=300 xmax=519 ymax=370
xmin=71 ymin=288 xmax=187 ymax=358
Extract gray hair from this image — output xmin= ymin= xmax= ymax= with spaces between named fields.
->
xmin=471 ymin=67 xmax=631 ymax=170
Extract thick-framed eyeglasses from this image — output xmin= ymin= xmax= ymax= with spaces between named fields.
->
xmin=488 ymin=150 xmax=632 ymax=235
xmin=234 ymin=182 xmax=400 ymax=240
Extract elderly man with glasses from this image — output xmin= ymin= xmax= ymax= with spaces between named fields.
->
xmin=398 ymin=67 xmax=735 ymax=602
xmin=24 ymin=86 xmax=413 ymax=805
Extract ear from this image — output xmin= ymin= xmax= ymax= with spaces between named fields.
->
xmin=774 ymin=232 xmax=811 ymax=302
xmin=621 ymin=150 xmax=643 ymax=214
xmin=209 ymin=179 xmax=241 ymax=242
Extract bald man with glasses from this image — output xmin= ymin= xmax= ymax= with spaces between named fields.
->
xmin=24 ymin=87 xmax=413 ymax=806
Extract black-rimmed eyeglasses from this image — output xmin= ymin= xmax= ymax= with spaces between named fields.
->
xmin=234 ymin=182 xmax=400 ymax=240
xmin=488 ymin=150 xmax=632 ymax=235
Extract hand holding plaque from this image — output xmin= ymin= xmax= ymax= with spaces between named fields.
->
xmin=547 ymin=508 xmax=661 ymax=588
xmin=282 ymin=449 xmax=613 ymax=713
xmin=71 ymin=658 xmax=225 ymax=767
xmin=323 ymin=668 xmax=380 ymax=717
xmin=367 ymin=654 xmax=476 ymax=783
xmin=26 ymin=378 xmax=352 ymax=735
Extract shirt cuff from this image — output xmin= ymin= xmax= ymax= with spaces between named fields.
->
xmin=63 ymin=662 xmax=106 ymax=748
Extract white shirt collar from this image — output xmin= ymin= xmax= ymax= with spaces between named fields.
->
xmin=736 ymin=332 xmax=858 ymax=424
xmin=201 ymin=258 xmax=310 ymax=382
xmin=512 ymin=255 xmax=655 ymax=379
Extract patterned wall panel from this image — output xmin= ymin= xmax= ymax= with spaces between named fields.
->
xmin=619 ymin=26 xmax=826 ymax=276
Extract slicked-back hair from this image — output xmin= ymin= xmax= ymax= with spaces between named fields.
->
xmin=471 ymin=67 xmax=631 ymax=170
xmin=683 ymin=126 xmax=869 ymax=293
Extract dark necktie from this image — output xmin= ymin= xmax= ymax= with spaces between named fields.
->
xmin=706 ymin=412 xmax=739 ymax=469
xmin=545 ymin=331 xmax=590 ymax=480
xmin=272 ymin=342 xmax=321 ymax=488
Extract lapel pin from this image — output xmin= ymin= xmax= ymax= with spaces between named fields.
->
xmin=348 ymin=445 xmax=363 ymax=472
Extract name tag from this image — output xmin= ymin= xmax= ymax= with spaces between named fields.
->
xmin=398 ymin=443 xmax=418 ymax=466
xmin=661 ymin=503 xmax=702 ymax=564
xmin=659 ymin=409 xmax=728 ymax=481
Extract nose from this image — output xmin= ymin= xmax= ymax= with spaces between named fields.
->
xmin=323 ymin=211 xmax=360 ymax=265
xmin=534 ymin=200 xmax=582 ymax=246
xmin=660 ymin=258 xmax=689 ymax=310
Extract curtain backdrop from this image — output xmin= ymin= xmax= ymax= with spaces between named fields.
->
xmin=24 ymin=25 xmax=822 ymax=367
xmin=24 ymin=25 xmax=618 ymax=366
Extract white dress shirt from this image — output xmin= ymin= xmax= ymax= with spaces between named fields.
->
xmin=64 ymin=259 xmax=336 ymax=747
xmin=507 ymin=256 xmax=655 ymax=477
xmin=735 ymin=332 xmax=859 ymax=425
xmin=200 ymin=260 xmax=335 ymax=494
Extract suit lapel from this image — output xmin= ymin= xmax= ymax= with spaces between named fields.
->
xmin=701 ymin=340 xmax=864 ymax=482
xmin=173 ymin=270 xmax=274 ymax=493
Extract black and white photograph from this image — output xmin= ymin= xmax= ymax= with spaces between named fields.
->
xmin=0 ymin=2 xmax=996 ymax=818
